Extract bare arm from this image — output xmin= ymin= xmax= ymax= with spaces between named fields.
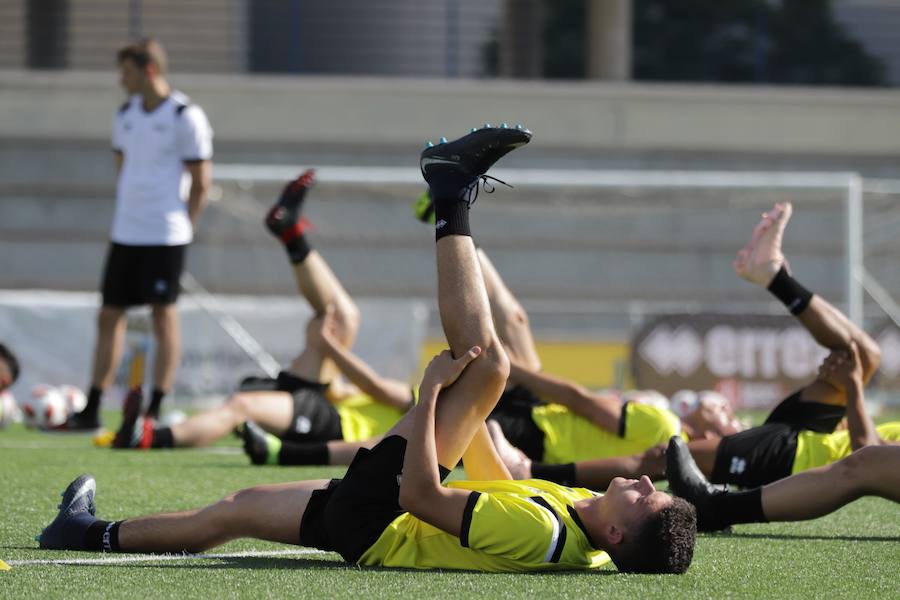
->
xmin=184 ymin=160 xmax=212 ymax=228
xmin=398 ymin=349 xmax=481 ymax=536
xmin=462 ymin=423 xmax=513 ymax=481
xmin=818 ymin=344 xmax=881 ymax=450
xmin=508 ymin=360 xmax=620 ymax=434
xmin=315 ymin=311 xmax=412 ymax=410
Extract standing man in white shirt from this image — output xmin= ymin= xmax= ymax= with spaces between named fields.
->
xmin=66 ymin=38 xmax=213 ymax=430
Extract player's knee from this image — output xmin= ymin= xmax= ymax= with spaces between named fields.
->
xmin=473 ymin=341 xmax=510 ymax=392
xmin=332 ymin=299 xmax=361 ymax=340
xmin=225 ymin=393 xmax=253 ymax=421
xmin=97 ymin=306 xmax=124 ymax=331
xmin=833 ymin=447 xmax=875 ymax=489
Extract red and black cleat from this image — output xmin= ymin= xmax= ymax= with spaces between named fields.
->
xmin=265 ymin=168 xmax=316 ymax=241
xmin=112 ymin=388 xmax=154 ymax=449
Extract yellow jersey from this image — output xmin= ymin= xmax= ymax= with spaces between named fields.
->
xmin=532 ymin=402 xmax=683 ymax=464
xmin=334 ymin=393 xmax=406 ymax=442
xmin=359 ymin=478 xmax=611 ymax=572
xmin=792 ymin=421 xmax=900 ymax=474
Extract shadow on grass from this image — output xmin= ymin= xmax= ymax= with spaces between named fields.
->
xmin=718 ymin=532 xmax=900 ymax=543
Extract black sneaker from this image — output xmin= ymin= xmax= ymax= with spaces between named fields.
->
xmin=420 ymin=124 xmax=531 ymax=203
xmin=265 ymin=169 xmax=316 ymax=240
xmin=37 ymin=474 xmax=97 ymax=550
xmin=112 ymin=388 xmax=153 ymax=449
xmin=241 ymin=420 xmax=275 ymax=465
xmin=56 ymin=412 xmax=102 ymax=433
xmin=665 ymin=436 xmax=730 ymax=532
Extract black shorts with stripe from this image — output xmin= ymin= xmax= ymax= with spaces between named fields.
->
xmin=711 ymin=390 xmax=846 ymax=488
xmin=299 ymin=435 xmax=450 ymax=562
xmin=100 ymin=242 xmax=186 ymax=306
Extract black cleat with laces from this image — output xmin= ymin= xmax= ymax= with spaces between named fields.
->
xmin=420 ymin=124 xmax=531 ymax=205
xmin=37 ymin=474 xmax=98 ymax=549
xmin=665 ymin=436 xmax=732 ymax=532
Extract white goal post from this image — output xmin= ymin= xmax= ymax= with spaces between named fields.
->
xmin=213 ymin=165 xmax=867 ymax=325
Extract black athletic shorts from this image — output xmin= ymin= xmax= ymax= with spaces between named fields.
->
xmin=237 ymin=371 xmax=343 ymax=443
xmin=489 ymin=385 xmax=546 ymax=461
xmin=298 ymin=435 xmax=451 ymax=562
xmin=712 ymin=390 xmax=846 ymax=488
xmin=101 ymin=242 xmax=186 ymax=306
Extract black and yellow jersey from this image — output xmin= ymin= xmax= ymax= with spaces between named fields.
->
xmin=532 ymin=402 xmax=684 ymax=464
xmin=358 ymin=478 xmax=610 ymax=572
xmin=334 ymin=393 xmax=406 ymax=442
xmin=792 ymin=421 xmax=900 ymax=474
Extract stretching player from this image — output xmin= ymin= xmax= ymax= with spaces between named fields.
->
xmin=490 ymin=202 xmax=891 ymax=490
xmin=113 ymin=171 xmax=409 ymax=464
xmin=38 ymin=125 xmax=696 ymax=574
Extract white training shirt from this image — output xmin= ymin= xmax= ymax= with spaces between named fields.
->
xmin=111 ymin=90 xmax=213 ymax=245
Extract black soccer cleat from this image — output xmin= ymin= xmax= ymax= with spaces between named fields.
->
xmin=112 ymin=388 xmax=152 ymax=449
xmin=38 ymin=474 xmax=98 ymax=550
xmin=241 ymin=420 xmax=272 ymax=465
xmin=57 ymin=411 xmax=102 ymax=432
xmin=265 ymin=169 xmax=316 ymax=241
xmin=665 ymin=436 xmax=730 ymax=532
xmin=420 ymin=124 xmax=531 ymax=203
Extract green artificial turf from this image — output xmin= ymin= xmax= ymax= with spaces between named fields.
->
xmin=1 ymin=417 xmax=898 ymax=600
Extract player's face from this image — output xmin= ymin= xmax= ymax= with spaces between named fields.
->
xmin=118 ymin=59 xmax=146 ymax=95
xmin=603 ymin=476 xmax=672 ymax=526
xmin=693 ymin=400 xmax=742 ymax=438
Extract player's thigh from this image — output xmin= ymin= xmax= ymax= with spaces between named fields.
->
xmin=231 ymin=391 xmax=295 ymax=433
xmin=224 ymin=479 xmax=331 ymax=543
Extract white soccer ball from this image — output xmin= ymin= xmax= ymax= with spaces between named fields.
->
xmin=58 ymin=384 xmax=88 ymax=414
xmin=0 ymin=390 xmax=21 ymax=427
xmin=22 ymin=385 xmax=69 ymax=429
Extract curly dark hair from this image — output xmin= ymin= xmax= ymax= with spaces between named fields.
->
xmin=608 ymin=495 xmax=697 ymax=574
xmin=0 ymin=343 xmax=20 ymax=386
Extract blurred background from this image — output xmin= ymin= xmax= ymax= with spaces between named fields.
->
xmin=1 ymin=0 xmax=898 ymax=410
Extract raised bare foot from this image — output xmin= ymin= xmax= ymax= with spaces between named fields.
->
xmin=733 ymin=202 xmax=793 ymax=287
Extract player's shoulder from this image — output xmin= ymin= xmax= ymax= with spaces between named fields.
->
xmin=115 ymin=95 xmax=138 ymax=117
xmin=170 ymin=90 xmax=207 ymax=118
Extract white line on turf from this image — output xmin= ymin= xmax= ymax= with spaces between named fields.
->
xmin=6 ymin=548 xmax=332 ymax=567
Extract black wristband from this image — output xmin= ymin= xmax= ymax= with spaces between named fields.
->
xmin=767 ymin=266 xmax=813 ymax=315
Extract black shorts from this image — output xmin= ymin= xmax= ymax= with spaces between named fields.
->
xmin=711 ymin=391 xmax=846 ymax=488
xmin=283 ymin=386 xmax=343 ymax=444
xmin=100 ymin=242 xmax=186 ymax=306
xmin=298 ymin=435 xmax=451 ymax=563
xmin=490 ymin=386 xmax=546 ymax=461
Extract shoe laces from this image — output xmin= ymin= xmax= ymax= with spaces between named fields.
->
xmin=461 ymin=174 xmax=512 ymax=207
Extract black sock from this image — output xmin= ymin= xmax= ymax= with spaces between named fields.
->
xmin=433 ymin=199 xmax=471 ymax=241
xmin=83 ymin=386 xmax=103 ymax=418
xmin=152 ymin=426 xmax=175 ymax=448
xmin=767 ymin=266 xmax=813 ymax=315
xmin=146 ymin=388 xmax=166 ymax=419
xmin=284 ymin=235 xmax=312 ymax=264
xmin=278 ymin=440 xmax=330 ymax=466
xmin=531 ymin=463 xmax=577 ymax=487
xmin=712 ymin=488 xmax=767 ymax=527
xmin=84 ymin=520 xmax=123 ymax=552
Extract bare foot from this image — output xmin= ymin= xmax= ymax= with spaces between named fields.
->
xmin=734 ymin=202 xmax=793 ymax=287
xmin=486 ymin=420 xmax=532 ymax=479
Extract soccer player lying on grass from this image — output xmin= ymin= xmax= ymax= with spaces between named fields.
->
xmin=38 ymin=124 xmax=696 ymax=574
xmin=667 ymin=342 xmax=900 ymax=531
xmin=416 ymin=194 xmax=742 ymax=468
xmin=112 ymin=171 xmax=410 ymax=466
xmin=487 ymin=202 xmax=893 ymax=490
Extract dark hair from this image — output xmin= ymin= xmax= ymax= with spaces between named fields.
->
xmin=608 ymin=496 xmax=697 ymax=574
xmin=117 ymin=38 xmax=167 ymax=73
xmin=0 ymin=343 xmax=20 ymax=385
